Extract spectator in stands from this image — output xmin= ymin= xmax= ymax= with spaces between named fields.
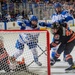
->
xmin=44 ymin=0 xmax=49 ymax=3
xmin=0 ymin=12 xmax=2 ymax=22
xmin=15 ymin=10 xmax=20 ymax=20
xmin=0 ymin=0 xmax=75 ymax=22
xmin=10 ymin=15 xmax=16 ymax=21
xmin=70 ymin=10 xmax=75 ymax=18
xmin=2 ymin=16 xmax=8 ymax=22
xmin=22 ymin=0 xmax=27 ymax=8
xmin=35 ymin=0 xmax=40 ymax=3
xmin=9 ymin=1 xmax=14 ymax=11
xmin=10 ymin=0 xmax=15 ymax=3
xmin=22 ymin=10 xmax=24 ymax=18
xmin=1 ymin=1 xmax=7 ymax=11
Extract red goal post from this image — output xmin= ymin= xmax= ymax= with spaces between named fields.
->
xmin=0 ymin=30 xmax=50 ymax=75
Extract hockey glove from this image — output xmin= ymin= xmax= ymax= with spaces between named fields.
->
xmin=39 ymin=22 xmax=47 ymax=26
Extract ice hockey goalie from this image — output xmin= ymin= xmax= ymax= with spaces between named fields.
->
xmin=0 ymin=36 xmax=28 ymax=72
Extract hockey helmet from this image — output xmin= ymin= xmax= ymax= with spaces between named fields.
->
xmin=30 ymin=15 xmax=38 ymax=22
xmin=54 ymin=2 xmax=62 ymax=8
xmin=51 ymin=22 xmax=60 ymax=34
xmin=51 ymin=22 xmax=60 ymax=29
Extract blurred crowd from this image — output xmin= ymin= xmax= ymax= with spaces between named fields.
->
xmin=0 ymin=0 xmax=75 ymax=22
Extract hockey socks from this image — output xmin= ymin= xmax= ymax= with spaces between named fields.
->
xmin=31 ymin=48 xmax=42 ymax=66
xmin=65 ymin=54 xmax=75 ymax=72
xmin=33 ymin=55 xmax=42 ymax=66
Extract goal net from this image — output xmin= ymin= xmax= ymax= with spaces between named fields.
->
xmin=0 ymin=30 xmax=50 ymax=75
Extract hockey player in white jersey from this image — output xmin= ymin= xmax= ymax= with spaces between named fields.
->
xmin=10 ymin=15 xmax=42 ymax=66
xmin=50 ymin=2 xmax=74 ymax=61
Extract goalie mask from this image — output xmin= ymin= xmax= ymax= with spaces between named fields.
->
xmin=51 ymin=22 xmax=60 ymax=34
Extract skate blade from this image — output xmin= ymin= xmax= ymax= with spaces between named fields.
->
xmin=65 ymin=69 xmax=75 ymax=73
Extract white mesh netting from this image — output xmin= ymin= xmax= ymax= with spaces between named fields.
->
xmin=0 ymin=30 xmax=50 ymax=75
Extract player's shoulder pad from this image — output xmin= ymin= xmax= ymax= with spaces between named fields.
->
xmin=61 ymin=10 xmax=69 ymax=15
xmin=23 ymin=19 xmax=29 ymax=23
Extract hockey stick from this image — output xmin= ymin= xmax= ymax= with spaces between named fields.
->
xmin=27 ymin=49 xmax=46 ymax=67
xmin=37 ymin=44 xmax=47 ymax=55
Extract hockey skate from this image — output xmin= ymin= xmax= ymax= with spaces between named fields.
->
xmin=35 ymin=61 xmax=42 ymax=66
xmin=56 ymin=59 xmax=61 ymax=61
xmin=51 ymin=59 xmax=61 ymax=62
xmin=50 ymin=59 xmax=55 ymax=66
xmin=65 ymin=65 xmax=75 ymax=73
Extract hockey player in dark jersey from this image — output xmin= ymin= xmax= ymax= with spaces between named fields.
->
xmin=50 ymin=22 xmax=75 ymax=72
xmin=39 ymin=2 xmax=74 ymax=62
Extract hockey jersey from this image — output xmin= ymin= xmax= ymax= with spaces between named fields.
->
xmin=16 ymin=19 xmax=40 ymax=49
xmin=51 ymin=10 xmax=73 ymax=23
xmin=16 ymin=33 xmax=39 ymax=49
xmin=50 ymin=27 xmax=75 ymax=48
xmin=17 ymin=19 xmax=40 ymax=30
